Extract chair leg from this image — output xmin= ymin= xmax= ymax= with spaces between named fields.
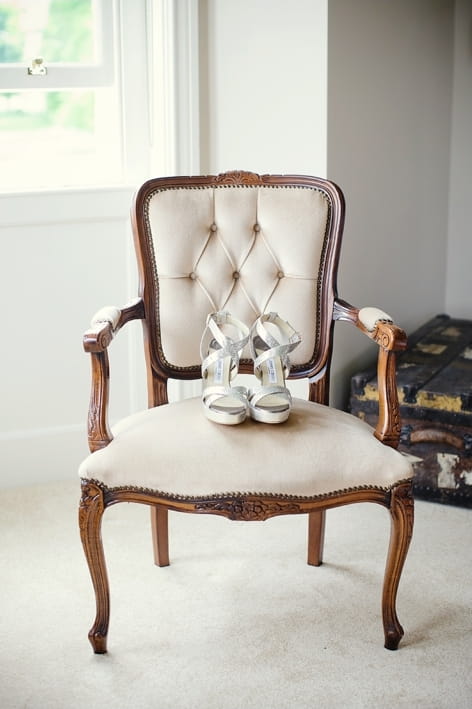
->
xmin=382 ymin=482 xmax=414 ymax=650
xmin=307 ymin=510 xmax=326 ymax=566
xmin=79 ymin=482 xmax=110 ymax=654
xmin=151 ymin=506 xmax=170 ymax=567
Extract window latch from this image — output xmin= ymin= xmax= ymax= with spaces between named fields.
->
xmin=28 ymin=58 xmax=47 ymax=76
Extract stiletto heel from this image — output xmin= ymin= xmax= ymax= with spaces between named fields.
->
xmin=200 ymin=311 xmax=249 ymax=425
xmin=249 ymin=312 xmax=301 ymax=423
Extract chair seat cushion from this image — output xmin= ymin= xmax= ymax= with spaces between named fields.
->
xmin=79 ymin=398 xmax=412 ymax=499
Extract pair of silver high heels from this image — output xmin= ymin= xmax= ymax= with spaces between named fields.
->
xmin=200 ymin=311 xmax=301 ymax=425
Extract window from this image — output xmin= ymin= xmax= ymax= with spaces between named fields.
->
xmin=0 ymin=0 xmax=121 ymax=190
xmin=0 ymin=0 xmax=200 ymax=192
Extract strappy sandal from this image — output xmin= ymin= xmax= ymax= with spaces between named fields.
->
xmin=200 ymin=311 xmax=250 ymax=425
xmin=249 ymin=312 xmax=301 ymax=424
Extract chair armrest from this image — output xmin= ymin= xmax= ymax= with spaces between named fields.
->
xmin=83 ymin=298 xmax=145 ymax=452
xmin=334 ymin=298 xmax=407 ymax=448
xmin=83 ymin=299 xmax=145 ymax=353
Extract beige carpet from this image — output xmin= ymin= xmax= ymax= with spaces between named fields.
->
xmin=0 ymin=481 xmax=471 ymax=709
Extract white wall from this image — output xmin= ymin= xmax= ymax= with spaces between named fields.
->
xmin=0 ymin=0 xmax=165 ymax=489
xmin=0 ymin=188 xmax=139 ymax=487
xmin=199 ymin=0 xmax=328 ymax=176
xmin=446 ymin=0 xmax=472 ymax=318
xmin=327 ymin=0 xmax=454 ymax=406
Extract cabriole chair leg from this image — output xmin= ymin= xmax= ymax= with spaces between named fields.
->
xmin=79 ymin=481 xmax=110 ymax=654
xmin=382 ymin=482 xmax=414 ymax=650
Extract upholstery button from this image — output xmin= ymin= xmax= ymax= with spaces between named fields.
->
xmin=233 ymin=271 xmax=240 ymax=280
xmin=254 ymin=223 xmax=260 ymax=232
xmin=210 ymin=223 xmax=217 ymax=232
xmin=189 ymin=272 xmax=197 ymax=280
xmin=277 ymin=271 xmax=284 ymax=279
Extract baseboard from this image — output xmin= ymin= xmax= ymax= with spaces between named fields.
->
xmin=0 ymin=424 xmax=88 ymax=488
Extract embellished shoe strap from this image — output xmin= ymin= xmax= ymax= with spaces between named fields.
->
xmin=202 ymin=384 xmax=248 ymax=407
xmin=248 ymin=384 xmax=292 ymax=407
xmin=251 ymin=312 xmax=301 ymax=379
xmin=201 ymin=311 xmax=249 ymax=379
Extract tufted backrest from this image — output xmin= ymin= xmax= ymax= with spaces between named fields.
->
xmin=131 ymin=172 xmax=345 ymax=394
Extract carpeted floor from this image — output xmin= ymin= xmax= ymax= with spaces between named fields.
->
xmin=0 ymin=481 xmax=471 ymax=708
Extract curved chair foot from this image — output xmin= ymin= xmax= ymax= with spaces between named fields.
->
xmin=382 ymin=482 xmax=414 ymax=650
xmin=89 ymin=631 xmax=108 ymax=654
xmin=79 ymin=481 xmax=110 ymax=653
xmin=384 ymin=627 xmax=403 ymax=651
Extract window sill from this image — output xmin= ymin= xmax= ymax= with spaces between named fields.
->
xmin=0 ymin=184 xmax=137 ymax=226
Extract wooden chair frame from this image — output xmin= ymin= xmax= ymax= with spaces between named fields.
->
xmin=79 ymin=172 xmax=414 ymax=654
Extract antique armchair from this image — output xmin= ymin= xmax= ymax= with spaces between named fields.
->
xmin=79 ymin=171 xmax=414 ymax=654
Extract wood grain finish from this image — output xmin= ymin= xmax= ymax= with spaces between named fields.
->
xmin=79 ymin=478 xmax=413 ymax=653
xmin=334 ymin=298 xmax=407 ymax=448
xmin=79 ymin=481 xmax=109 ymax=653
xmin=83 ymin=299 xmax=145 ymax=452
xmin=151 ymin=506 xmax=170 ymax=567
xmin=382 ymin=482 xmax=414 ymax=650
xmin=307 ymin=510 xmax=326 ymax=566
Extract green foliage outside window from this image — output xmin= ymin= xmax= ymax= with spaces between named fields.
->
xmin=43 ymin=0 xmax=94 ymax=63
xmin=0 ymin=6 xmax=21 ymax=62
xmin=0 ymin=0 xmax=95 ymax=133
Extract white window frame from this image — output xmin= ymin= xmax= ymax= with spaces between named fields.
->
xmin=148 ymin=0 xmax=200 ymax=177
xmin=0 ymin=0 xmax=200 ymax=193
xmin=0 ymin=0 xmax=115 ymax=90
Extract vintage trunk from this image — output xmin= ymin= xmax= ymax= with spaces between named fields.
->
xmin=350 ymin=314 xmax=472 ymax=507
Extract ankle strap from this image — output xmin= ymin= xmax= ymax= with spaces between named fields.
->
xmin=251 ymin=312 xmax=301 ymax=373
xmin=200 ymin=311 xmax=250 ymax=376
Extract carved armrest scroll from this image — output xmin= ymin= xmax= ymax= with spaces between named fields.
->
xmin=334 ymin=298 xmax=407 ymax=448
xmin=83 ymin=298 xmax=145 ymax=453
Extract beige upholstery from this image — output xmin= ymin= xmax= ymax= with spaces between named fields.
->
xmin=146 ymin=185 xmax=329 ymax=369
xmin=79 ymin=397 xmax=412 ymax=498
xmin=90 ymin=305 xmax=121 ymax=330
xmin=82 ymin=177 xmax=411 ymax=499
xmin=358 ymin=306 xmax=393 ymax=332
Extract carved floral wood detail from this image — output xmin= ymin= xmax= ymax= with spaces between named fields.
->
xmin=392 ymin=480 xmax=414 ymax=540
xmin=214 ymin=170 xmax=262 ymax=184
xmin=91 ymin=479 xmax=396 ymax=509
xmin=375 ymin=346 xmax=403 ymax=447
xmin=194 ymin=498 xmax=301 ymax=521
xmin=78 ymin=481 xmax=103 ymax=526
xmin=373 ymin=321 xmax=408 ymax=352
